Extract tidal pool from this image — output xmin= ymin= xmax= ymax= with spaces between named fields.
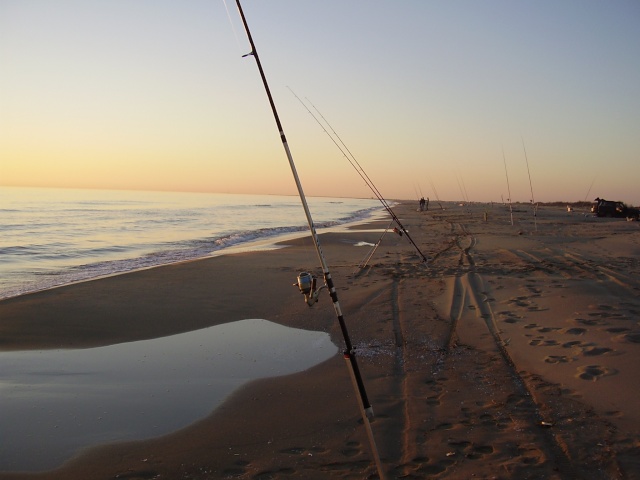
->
xmin=0 ymin=319 xmax=337 ymax=472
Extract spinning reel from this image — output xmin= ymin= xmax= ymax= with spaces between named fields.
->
xmin=294 ymin=272 xmax=327 ymax=307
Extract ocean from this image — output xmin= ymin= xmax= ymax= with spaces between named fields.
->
xmin=0 ymin=187 xmax=381 ymax=301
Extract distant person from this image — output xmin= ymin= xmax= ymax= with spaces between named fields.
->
xmin=419 ymin=197 xmax=425 ymax=211
xmin=425 ymin=197 xmax=430 ymax=211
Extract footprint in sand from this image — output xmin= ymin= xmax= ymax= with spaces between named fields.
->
xmin=254 ymin=468 xmax=296 ymax=479
xmin=527 ymin=305 xmax=548 ymax=312
xmin=587 ymin=308 xmax=623 ymax=320
xmin=561 ymin=341 xmax=611 ymax=357
xmin=544 ymin=355 xmax=574 ymax=364
xmin=575 ymin=318 xmax=606 ymax=326
xmin=435 ymin=422 xmax=454 ymax=431
xmin=467 ymin=444 xmax=494 ymax=460
xmin=416 ymin=463 xmax=448 ymax=476
xmin=583 ymin=346 xmax=613 ymax=356
xmin=590 ymin=304 xmax=615 ymax=312
xmin=498 ymin=311 xmax=522 ymax=323
xmin=576 ymin=364 xmax=617 ymax=381
xmin=538 ymin=327 xmax=561 ymax=333
xmin=445 ymin=440 xmax=494 ymax=460
xmin=605 ymin=327 xmax=630 ymax=334
xmin=529 ymin=338 xmax=559 ymax=347
xmin=623 ymin=331 xmax=640 ymax=344
xmin=509 ymin=296 xmax=531 ymax=308
xmin=339 ymin=441 xmax=363 ymax=458
xmin=562 ymin=327 xmax=586 ymax=335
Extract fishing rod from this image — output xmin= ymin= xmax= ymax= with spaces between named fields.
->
xmin=521 ymin=138 xmax=538 ymax=231
xmin=413 ymin=184 xmax=420 ymax=201
xmin=416 ymin=184 xmax=427 ymax=211
xmin=460 ymin=176 xmax=470 ymax=204
xmin=584 ymin=176 xmax=596 ymax=203
xmin=353 ymin=219 xmax=394 ymax=275
xmin=233 ymin=2 xmax=385 ymax=478
xmin=502 ymin=147 xmax=514 ymax=226
xmin=289 ymin=89 xmax=428 ymax=264
xmin=455 ymin=175 xmax=466 ymax=203
xmin=429 ymin=179 xmax=444 ymax=210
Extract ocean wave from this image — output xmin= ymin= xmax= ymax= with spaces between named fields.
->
xmin=0 ymin=191 xmax=382 ymax=300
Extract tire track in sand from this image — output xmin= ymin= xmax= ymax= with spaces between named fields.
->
xmin=438 ymin=223 xmax=587 ymax=479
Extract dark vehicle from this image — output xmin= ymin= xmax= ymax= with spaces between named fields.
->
xmin=591 ymin=197 xmax=640 ymax=220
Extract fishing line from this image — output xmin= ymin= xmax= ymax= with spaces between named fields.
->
xmin=306 ymin=96 xmax=394 ymax=212
xmin=221 ymin=0 xmax=245 ymax=56
xmin=288 ymin=88 xmax=428 ymax=264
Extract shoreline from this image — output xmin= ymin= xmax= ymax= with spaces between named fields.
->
xmin=1 ymin=202 xmax=639 ymax=479
xmin=0 ymin=205 xmax=388 ymax=303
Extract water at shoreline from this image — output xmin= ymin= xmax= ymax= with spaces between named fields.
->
xmin=0 ymin=319 xmax=338 ymax=472
xmin=0 ymin=187 xmax=381 ymax=300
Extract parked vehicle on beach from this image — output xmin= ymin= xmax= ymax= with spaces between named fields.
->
xmin=591 ymin=198 xmax=640 ymax=220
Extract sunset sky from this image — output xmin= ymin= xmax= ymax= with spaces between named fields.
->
xmin=2 ymin=1 xmax=639 ymax=203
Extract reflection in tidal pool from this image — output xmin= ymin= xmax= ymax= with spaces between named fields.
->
xmin=0 ymin=319 xmax=337 ymax=472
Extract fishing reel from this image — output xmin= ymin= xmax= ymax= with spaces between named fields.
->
xmin=294 ymin=272 xmax=327 ymax=307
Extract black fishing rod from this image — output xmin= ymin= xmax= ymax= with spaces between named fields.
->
xmin=233 ymin=2 xmax=385 ymax=478
xmin=289 ymin=89 xmax=428 ymax=264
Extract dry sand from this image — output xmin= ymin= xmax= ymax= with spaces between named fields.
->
xmin=1 ymin=202 xmax=639 ymax=479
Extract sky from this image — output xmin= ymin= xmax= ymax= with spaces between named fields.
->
xmin=1 ymin=0 xmax=639 ymax=204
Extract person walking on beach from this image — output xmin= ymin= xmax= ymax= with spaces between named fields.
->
xmin=419 ymin=197 xmax=425 ymax=211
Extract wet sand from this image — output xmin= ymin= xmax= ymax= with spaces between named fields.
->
xmin=1 ymin=202 xmax=639 ymax=479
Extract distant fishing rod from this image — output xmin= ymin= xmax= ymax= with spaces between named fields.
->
xmin=455 ymin=175 xmax=466 ymax=203
xmin=584 ymin=176 xmax=596 ymax=203
xmin=521 ymin=138 xmax=537 ymax=231
xmin=289 ymin=89 xmax=428 ymax=264
xmin=429 ymin=179 xmax=444 ymax=210
xmin=502 ymin=147 xmax=514 ymax=226
xmin=233 ymin=2 xmax=385 ymax=478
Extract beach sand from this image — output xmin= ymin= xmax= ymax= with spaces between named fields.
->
xmin=1 ymin=202 xmax=639 ymax=479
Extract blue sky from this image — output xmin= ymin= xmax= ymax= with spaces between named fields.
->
xmin=2 ymin=1 xmax=639 ymax=203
